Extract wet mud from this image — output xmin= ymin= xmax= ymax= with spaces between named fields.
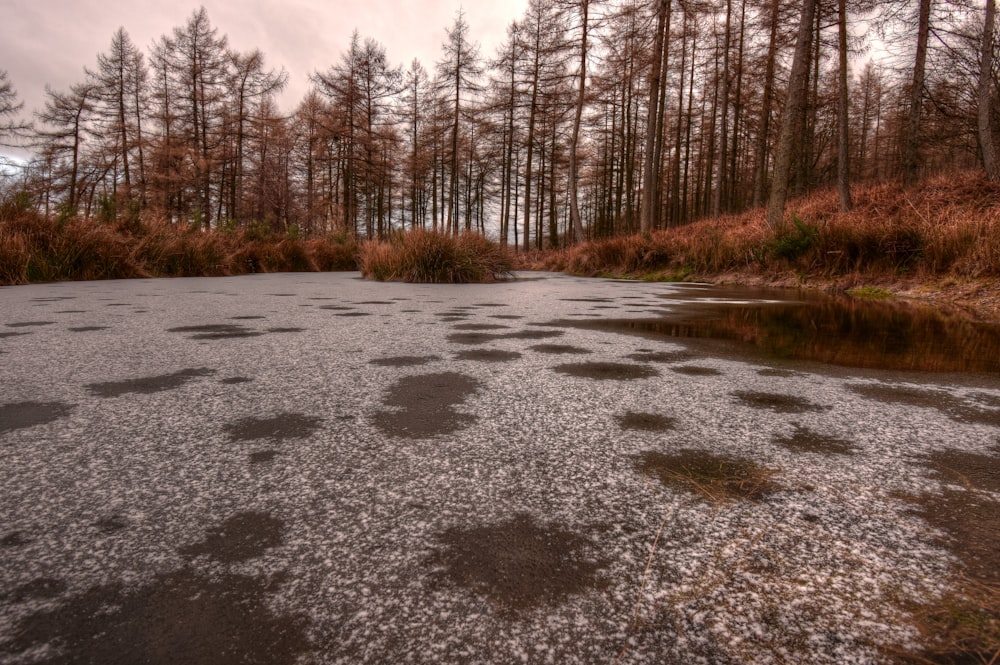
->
xmin=372 ymin=372 xmax=480 ymax=439
xmin=86 ymin=368 xmax=216 ymax=398
xmin=427 ymin=513 xmax=607 ymax=615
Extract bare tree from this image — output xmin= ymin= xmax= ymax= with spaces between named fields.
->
xmin=0 ymin=70 xmax=31 ymax=148
xmin=979 ymin=0 xmax=998 ymax=179
xmin=767 ymin=0 xmax=818 ymax=228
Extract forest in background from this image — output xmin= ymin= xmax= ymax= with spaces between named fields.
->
xmin=0 ymin=0 xmax=998 ymax=248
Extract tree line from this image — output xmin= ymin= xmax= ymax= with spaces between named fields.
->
xmin=1 ymin=0 xmax=997 ymax=247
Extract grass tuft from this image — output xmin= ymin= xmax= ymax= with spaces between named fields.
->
xmin=358 ymin=229 xmax=513 ymax=283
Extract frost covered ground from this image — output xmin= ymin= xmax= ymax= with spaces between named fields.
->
xmin=0 ymin=272 xmax=997 ymax=664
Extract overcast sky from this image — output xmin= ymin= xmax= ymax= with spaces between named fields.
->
xmin=1 ymin=0 xmax=528 ymax=121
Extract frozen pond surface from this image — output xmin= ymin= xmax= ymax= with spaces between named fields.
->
xmin=0 ymin=272 xmax=997 ymax=664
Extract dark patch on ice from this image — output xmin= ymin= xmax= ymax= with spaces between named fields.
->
xmin=266 ymin=327 xmax=305 ymax=333
xmin=451 ymin=323 xmax=511 ymax=331
xmin=903 ymin=450 xmax=1000 ymax=586
xmin=0 ymin=401 xmax=75 ymax=434
xmin=625 ymin=350 xmax=696 ymax=363
xmin=0 ymin=331 xmax=30 ymax=338
xmin=230 ymin=315 xmax=266 ymax=320
xmin=616 ymin=411 xmax=676 ymax=432
xmin=757 ymin=368 xmax=800 ymax=378
xmin=0 ymin=568 xmax=310 ymax=664
xmin=1 ymin=531 xmax=31 ymax=548
xmin=94 ymin=515 xmax=129 ymax=533
xmin=8 ymin=578 xmax=67 ymax=603
xmin=334 ymin=312 xmax=372 ymax=317
xmin=249 ymin=450 xmax=279 ymax=464
xmin=318 ymin=305 xmax=354 ymax=310
xmin=55 ymin=310 xmax=87 ymax=314
xmin=490 ymin=314 xmax=524 ymax=320
xmin=560 ymin=298 xmax=613 ymax=303
xmin=354 ymin=300 xmax=394 ymax=305
xmin=733 ymin=391 xmax=828 ymax=413
xmin=372 ymin=372 xmax=480 ymax=439
xmin=773 ymin=425 xmax=857 ymax=455
xmin=167 ymin=324 xmax=264 ymax=339
xmin=671 ymin=365 xmax=722 ymax=376
xmin=30 ymin=297 xmax=75 ymax=302
xmin=849 ymin=383 xmax=1000 ymax=427
xmin=454 ymin=349 xmax=522 ymax=363
xmin=472 ymin=303 xmax=507 ymax=307
xmin=637 ymin=449 xmax=780 ymax=502
xmin=448 ymin=330 xmax=563 ymax=345
xmin=105 ymin=303 xmax=131 ymax=307
xmin=369 ymin=355 xmax=441 ymax=367
xmin=86 ymin=368 xmax=216 ymax=398
xmin=529 ymin=344 xmax=592 ymax=355
xmin=224 ymin=413 xmax=323 ymax=442
xmin=67 ymin=326 xmax=109 ymax=332
xmin=179 ymin=511 xmax=284 ymax=563
xmin=221 ymin=377 xmax=253 ymax=385
xmin=5 ymin=321 xmax=55 ymax=328
xmin=926 ymin=449 xmax=1000 ymax=495
xmin=553 ymin=362 xmax=659 ymax=381
xmin=266 ymin=293 xmax=296 ymax=297
xmin=428 ymin=513 xmax=607 ymax=615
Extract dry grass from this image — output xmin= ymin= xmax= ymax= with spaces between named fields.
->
xmin=636 ymin=449 xmax=780 ymax=503
xmin=0 ymin=205 xmax=359 ymax=285
xmin=358 ymin=229 xmax=513 ymax=283
xmin=520 ymin=171 xmax=1000 ymax=283
xmin=891 ymin=577 xmax=1000 ymax=665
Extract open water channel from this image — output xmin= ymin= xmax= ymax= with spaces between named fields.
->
xmin=0 ymin=272 xmax=997 ymax=664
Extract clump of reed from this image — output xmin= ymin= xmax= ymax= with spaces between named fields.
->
xmin=358 ymin=229 xmax=513 ymax=283
xmin=0 ymin=198 xmax=359 ymax=285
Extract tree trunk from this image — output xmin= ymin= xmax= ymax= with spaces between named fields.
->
xmin=766 ymin=0 xmax=817 ymax=229
xmin=837 ymin=0 xmax=853 ymax=210
xmin=903 ymin=0 xmax=931 ymax=186
xmin=568 ymin=0 xmax=589 ymax=243
xmin=640 ymin=0 xmax=668 ymax=233
xmin=979 ymin=0 xmax=998 ymax=180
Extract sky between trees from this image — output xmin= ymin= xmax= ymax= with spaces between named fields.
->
xmin=0 ymin=0 xmax=997 ymax=246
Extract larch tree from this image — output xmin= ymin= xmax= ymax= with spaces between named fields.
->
xmin=437 ymin=9 xmax=482 ymax=234
xmin=87 ymin=27 xmax=148 ymax=204
xmin=766 ymin=0 xmax=818 ymax=228
xmin=979 ymin=0 xmax=998 ymax=180
xmin=0 ymin=70 xmax=30 ymax=148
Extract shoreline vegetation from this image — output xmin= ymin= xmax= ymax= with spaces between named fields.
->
xmin=1 ymin=171 xmax=998 ymax=321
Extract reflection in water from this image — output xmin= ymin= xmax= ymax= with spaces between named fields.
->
xmin=556 ymin=293 xmax=1000 ymax=374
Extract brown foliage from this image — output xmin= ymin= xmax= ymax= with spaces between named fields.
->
xmin=0 ymin=207 xmax=360 ymax=285
xmin=358 ymin=229 xmax=513 ymax=283
xmin=521 ymin=172 xmax=1000 ymax=281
